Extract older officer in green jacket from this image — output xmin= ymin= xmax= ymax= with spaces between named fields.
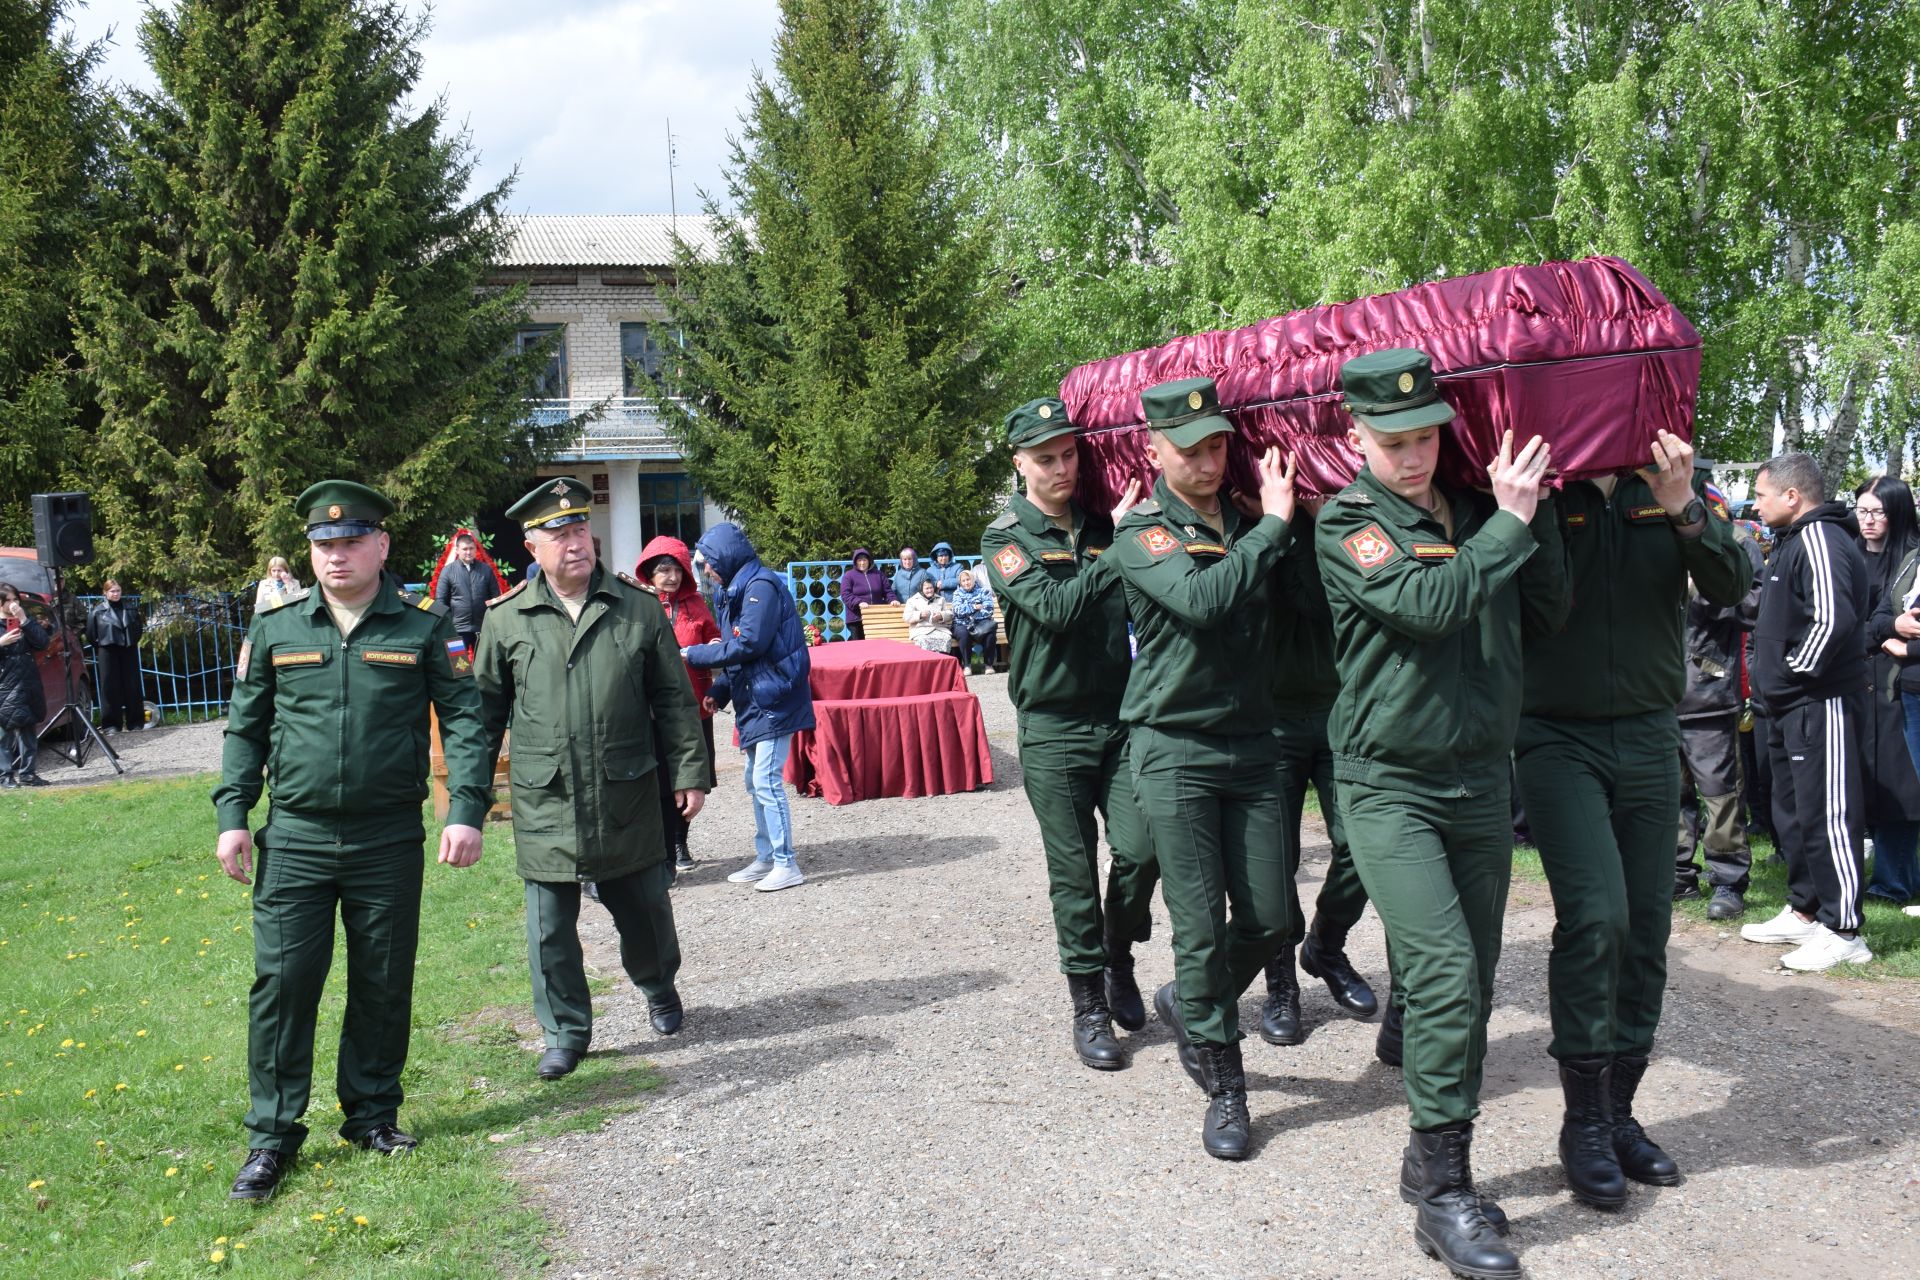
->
xmin=213 ymin=480 xmax=492 ymax=1202
xmin=1317 ymin=350 xmax=1567 ymax=1280
xmin=981 ymin=396 xmax=1156 ymax=1073
xmin=1113 ymin=377 xmax=1298 ymax=1161
xmin=1515 ymin=441 xmax=1749 ymax=1211
xmin=474 ymin=478 xmax=708 ymax=1082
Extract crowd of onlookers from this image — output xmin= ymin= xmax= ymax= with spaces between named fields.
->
xmin=837 ymin=543 xmax=1000 ymax=670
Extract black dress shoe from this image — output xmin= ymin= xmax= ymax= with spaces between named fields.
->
xmin=1300 ymin=931 xmax=1379 ymax=1018
xmin=229 ymin=1148 xmax=291 ymax=1200
xmin=537 ymin=1047 xmax=583 ymax=1080
xmin=351 ymin=1122 xmax=419 ymax=1155
xmin=648 ymin=989 xmax=684 ymax=1036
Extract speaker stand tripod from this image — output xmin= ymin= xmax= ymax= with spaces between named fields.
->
xmin=42 ymin=701 xmax=124 ymax=777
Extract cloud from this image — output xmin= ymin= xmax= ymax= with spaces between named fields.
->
xmin=60 ymin=0 xmax=781 ymax=214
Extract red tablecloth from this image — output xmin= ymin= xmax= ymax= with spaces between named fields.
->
xmin=783 ymin=641 xmax=991 ymax=803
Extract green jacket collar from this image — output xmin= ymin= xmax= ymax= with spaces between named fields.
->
xmin=1354 ymin=467 xmax=1461 ymax=534
xmin=1151 ymin=476 xmax=1240 ymax=540
xmin=524 ymin=565 xmax=616 ymax=614
xmin=1011 ymin=491 xmax=1083 ymax=540
xmin=301 ymin=575 xmax=407 ymax=620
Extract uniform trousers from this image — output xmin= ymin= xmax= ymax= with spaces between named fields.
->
xmin=1129 ymin=724 xmax=1292 ymax=1048
xmin=1677 ymin=713 xmax=1751 ymax=892
xmin=1515 ymin=711 xmax=1679 ymax=1062
xmin=1766 ymin=693 xmax=1867 ymax=932
xmin=245 ymin=839 xmax=423 ymax=1152
xmin=1274 ymin=710 xmax=1370 ymax=945
xmin=1341 ymin=782 xmax=1510 ymax=1131
xmin=526 ymin=861 xmax=680 ymax=1052
xmin=1016 ymin=713 xmax=1157 ymax=974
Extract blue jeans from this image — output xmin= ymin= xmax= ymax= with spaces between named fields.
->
xmin=744 ymin=734 xmax=797 ymax=868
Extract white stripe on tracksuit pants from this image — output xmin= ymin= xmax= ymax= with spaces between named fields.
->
xmin=1765 ymin=691 xmax=1866 ymax=932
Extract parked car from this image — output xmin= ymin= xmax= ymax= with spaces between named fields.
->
xmin=0 ymin=549 xmax=94 ymax=732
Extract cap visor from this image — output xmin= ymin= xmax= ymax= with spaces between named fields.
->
xmin=1015 ymin=423 xmax=1077 ymax=448
xmin=531 ymin=512 xmax=592 ymax=531
xmin=1351 ymin=399 xmax=1457 ymax=434
xmin=1156 ymin=415 xmax=1236 ymax=448
xmin=306 ymin=522 xmax=381 ymax=541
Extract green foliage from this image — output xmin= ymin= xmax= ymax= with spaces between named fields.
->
xmin=658 ymin=0 xmax=1010 ymax=564
xmin=906 ymin=1 xmax=1920 ymax=478
xmin=73 ymin=1 xmax=569 ymax=588
xmin=0 ymin=1 xmax=104 ymax=544
xmin=0 ymin=777 xmax=660 ymax=1278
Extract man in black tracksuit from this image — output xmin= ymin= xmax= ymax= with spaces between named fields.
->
xmin=1744 ymin=453 xmax=1873 ymax=970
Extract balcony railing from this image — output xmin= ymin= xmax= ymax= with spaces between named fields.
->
xmin=528 ymin=397 xmax=685 ymax=461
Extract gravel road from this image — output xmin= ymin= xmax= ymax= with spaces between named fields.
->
xmin=507 ymin=671 xmax=1920 ymax=1280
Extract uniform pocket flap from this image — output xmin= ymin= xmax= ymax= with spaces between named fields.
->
xmin=602 ymin=748 xmax=654 ymax=782
xmin=510 ymin=753 xmax=562 ymax=788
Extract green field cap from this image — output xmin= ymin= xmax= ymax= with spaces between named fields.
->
xmin=297 ymin=479 xmax=393 ymax=541
xmin=1005 ymin=397 xmax=1077 ymax=449
xmin=1339 ymin=349 xmax=1457 ymax=433
xmin=1142 ymin=377 xmax=1234 ymax=447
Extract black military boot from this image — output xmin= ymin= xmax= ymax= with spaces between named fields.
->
xmin=1401 ymin=1137 xmax=1509 ymax=1235
xmin=1300 ymin=918 xmax=1379 ymax=1017
xmin=1067 ymin=972 xmax=1126 ymax=1070
xmin=1196 ymin=1042 xmax=1252 ymax=1161
xmin=1153 ymin=982 xmax=1204 ymax=1090
xmin=1407 ymin=1125 xmax=1521 ymax=1279
xmin=1103 ymin=935 xmax=1146 ymax=1032
xmin=1557 ymin=1056 xmax=1630 ymax=1209
xmin=1258 ymin=948 xmax=1304 ymax=1046
xmin=1609 ymin=1055 xmax=1681 ymax=1185
xmin=1375 ymin=990 xmax=1404 ymax=1067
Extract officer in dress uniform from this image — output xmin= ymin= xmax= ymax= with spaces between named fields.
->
xmin=1514 ymin=434 xmax=1749 ymax=1211
xmin=473 ymin=478 xmax=709 ymax=1081
xmin=1316 ymin=350 xmax=1567 ymax=1280
xmin=980 ymin=396 xmax=1157 ymax=1071
xmin=213 ymin=480 xmax=492 ymax=1201
xmin=1111 ymin=377 xmax=1298 ymax=1161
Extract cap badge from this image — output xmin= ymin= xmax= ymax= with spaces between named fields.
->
xmin=327 ymin=504 xmax=342 ymax=519
xmin=1037 ymin=404 xmax=1052 ymax=420
xmin=1398 ymin=372 xmax=1416 ymax=394
xmin=1187 ymin=390 xmax=1203 ymax=410
xmin=550 ymin=480 xmax=568 ymax=496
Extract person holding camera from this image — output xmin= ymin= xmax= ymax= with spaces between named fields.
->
xmin=0 ymin=584 xmax=49 ymax=787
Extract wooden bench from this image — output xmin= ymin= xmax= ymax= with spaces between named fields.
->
xmin=858 ymin=602 xmax=1007 ymax=671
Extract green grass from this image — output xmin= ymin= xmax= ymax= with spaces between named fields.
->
xmin=1512 ymin=833 xmax=1920 ymax=979
xmin=0 ymin=777 xmax=656 ymax=1279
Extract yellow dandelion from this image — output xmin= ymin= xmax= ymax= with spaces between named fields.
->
xmin=334 ymin=1207 xmax=344 ymax=1215
xmin=202 ymin=1056 xmax=212 ymax=1062
xmin=136 ymin=1029 xmax=148 ymax=1037
xmin=214 ymin=1236 xmax=227 ymax=1244
xmin=94 ymin=1140 xmax=104 ymax=1147
xmin=162 ymin=1215 xmax=174 ymax=1226
xmin=174 ymin=888 xmax=182 ymax=895
xmin=201 ymin=939 xmax=210 ymax=946
xmin=27 ymin=1179 xmax=44 ymax=1189
xmin=234 ymin=1241 xmax=247 ymax=1249
xmin=114 ymin=1082 xmax=127 ymax=1091
xmin=173 ymin=1064 xmax=184 ymax=1072
xmin=75 ymin=1041 xmax=85 ymax=1048
xmin=308 ymin=1212 xmax=325 ymax=1222
xmin=84 ymin=1089 xmax=96 ymax=1099
xmin=164 ymin=1167 xmax=178 ymax=1178
xmin=353 ymin=1215 xmax=368 ymax=1226
xmin=159 ymin=937 xmax=170 ymax=944
xmin=199 ymin=893 xmax=208 ymax=900
xmin=209 ymin=1248 xmax=225 ymax=1264
xmin=326 ymin=1226 xmax=337 ymax=1233
xmin=197 ymin=950 xmax=206 ymax=956
xmin=60 ymin=1039 xmax=72 ymax=1048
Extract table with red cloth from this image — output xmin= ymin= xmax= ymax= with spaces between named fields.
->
xmin=783 ymin=640 xmax=994 ymax=805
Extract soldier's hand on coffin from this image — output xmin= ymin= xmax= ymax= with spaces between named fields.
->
xmin=1639 ymin=430 xmax=1697 ymax=512
xmin=1256 ymin=448 xmax=1298 ymax=524
xmin=1490 ymin=431 xmax=1551 ymax=523
xmin=1110 ymin=477 xmax=1142 ymax=525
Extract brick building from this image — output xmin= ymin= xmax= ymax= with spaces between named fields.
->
xmin=486 ymin=214 xmax=725 ymax=577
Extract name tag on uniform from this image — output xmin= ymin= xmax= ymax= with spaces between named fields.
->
xmin=361 ymin=649 xmax=419 ymax=667
xmin=1038 ymin=550 xmax=1076 ymax=564
xmin=1628 ymin=504 xmax=1668 ymax=523
xmin=1183 ymin=541 xmax=1226 ymax=557
xmin=1410 ymin=543 xmax=1457 ymax=560
xmin=272 ymin=649 xmax=326 ymax=667
xmin=1084 ymin=546 xmax=1104 ymax=557
xmin=1565 ymin=513 xmax=1588 ymax=530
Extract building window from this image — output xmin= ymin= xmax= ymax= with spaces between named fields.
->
xmin=621 ymin=322 xmax=684 ymax=396
xmin=516 ymin=325 xmax=568 ymax=399
xmin=638 ymin=473 xmax=704 ymax=546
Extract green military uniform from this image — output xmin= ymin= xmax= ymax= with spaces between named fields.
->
xmin=213 ymin=481 xmax=491 ymax=1156
xmin=981 ymin=400 xmax=1156 ymax=983
xmin=1316 ymin=356 xmax=1568 ymax=1135
xmin=473 ymin=478 xmax=708 ymax=1057
xmin=1111 ymin=381 xmax=1295 ymax=1057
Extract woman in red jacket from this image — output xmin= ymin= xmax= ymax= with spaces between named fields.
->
xmin=638 ymin=536 xmax=723 ymax=874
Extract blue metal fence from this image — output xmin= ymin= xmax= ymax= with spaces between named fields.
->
xmin=75 ymin=593 xmax=251 ymax=722
xmin=786 ymin=556 xmax=983 ymax=640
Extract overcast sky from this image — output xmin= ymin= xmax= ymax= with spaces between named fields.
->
xmin=60 ymin=0 xmax=783 ymax=214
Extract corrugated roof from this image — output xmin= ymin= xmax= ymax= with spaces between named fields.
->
xmin=497 ymin=214 xmax=721 ymax=268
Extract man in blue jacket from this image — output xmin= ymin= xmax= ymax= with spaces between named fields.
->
xmin=684 ymin=523 xmax=817 ymax=892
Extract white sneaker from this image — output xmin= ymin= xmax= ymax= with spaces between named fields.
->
xmin=726 ymin=859 xmax=773 ymax=884
xmin=755 ymin=864 xmax=806 ymax=893
xmin=1779 ymin=925 xmax=1873 ymax=972
xmin=1739 ymin=906 xmax=1822 ymax=945
xmin=1904 ymin=905 xmax=1920 ymax=918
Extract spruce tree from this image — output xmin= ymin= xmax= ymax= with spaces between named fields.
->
xmin=0 ymin=0 xmax=102 ymax=546
xmin=659 ymin=0 xmax=1007 ymax=565
xmin=75 ymin=0 xmax=564 ymax=586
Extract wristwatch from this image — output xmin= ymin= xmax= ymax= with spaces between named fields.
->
xmin=1668 ymin=497 xmax=1707 ymax=527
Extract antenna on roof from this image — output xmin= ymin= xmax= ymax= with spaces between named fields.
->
xmin=666 ymin=118 xmax=679 ymax=235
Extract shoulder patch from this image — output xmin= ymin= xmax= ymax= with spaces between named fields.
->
xmin=992 ymin=544 xmax=1029 ymax=580
xmin=486 ymin=580 xmax=530 ymax=607
xmin=257 ymin=585 xmax=310 ymax=612
xmin=988 ymin=510 xmax=1019 ymax=530
xmin=1339 ymin=524 xmax=1400 ymax=575
xmin=1331 ymin=491 xmax=1375 ymax=506
xmin=234 ymin=638 xmax=252 ymax=682
xmin=1136 ymin=527 xmax=1181 ymax=558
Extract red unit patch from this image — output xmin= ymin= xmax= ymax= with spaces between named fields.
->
xmin=1137 ymin=527 xmax=1181 ymax=557
xmin=1340 ymin=524 xmax=1400 ymax=574
xmin=993 ymin=544 xmax=1029 ymax=580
